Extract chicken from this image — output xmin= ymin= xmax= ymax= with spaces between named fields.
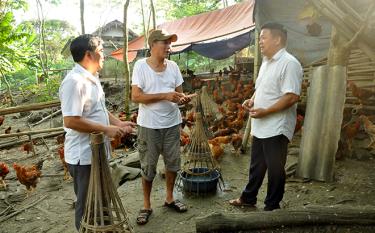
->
xmin=13 ymin=163 xmax=42 ymax=197
xmin=340 ymin=117 xmax=361 ymax=155
xmin=130 ymin=112 xmax=138 ymax=123
xmin=111 ymin=135 xmax=123 ymax=151
xmin=294 ymin=114 xmax=304 ymax=134
xmin=209 ymin=140 xmax=224 ymax=160
xmin=348 ymin=81 xmax=375 ymax=105
xmin=213 ymin=89 xmax=224 ymax=105
xmin=57 ymin=146 xmax=70 ymax=180
xmin=359 ymin=115 xmax=375 ymax=150
xmin=180 ymin=132 xmax=190 ymax=147
xmin=208 ymin=136 xmax=231 ymax=145
xmin=21 ymin=142 xmax=34 ymax=154
xmin=0 ymin=162 xmax=9 ymax=189
xmin=213 ymin=128 xmax=238 ymax=137
xmin=56 ymin=133 xmax=66 ymax=145
xmin=231 ymin=134 xmax=243 ymax=155
xmin=5 ymin=126 xmax=11 ymax=134
xmin=0 ymin=115 xmax=4 ymax=127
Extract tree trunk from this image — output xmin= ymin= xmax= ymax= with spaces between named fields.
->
xmin=140 ymin=0 xmax=148 ymax=49
xmin=0 ymin=70 xmax=14 ymax=106
xmin=123 ymin=0 xmax=131 ymax=118
xmin=196 ymin=206 xmax=375 ymax=233
xmin=35 ymin=0 xmax=48 ymax=80
xmin=80 ymin=0 xmax=85 ymax=34
xmin=150 ymin=0 xmax=156 ymax=29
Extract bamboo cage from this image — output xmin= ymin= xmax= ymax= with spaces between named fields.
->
xmin=79 ymin=132 xmax=133 ymax=233
xmin=200 ymin=86 xmax=222 ymax=120
xmin=177 ymin=112 xmax=223 ymax=194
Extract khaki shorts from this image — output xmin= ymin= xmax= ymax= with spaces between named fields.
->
xmin=137 ymin=124 xmax=181 ymax=181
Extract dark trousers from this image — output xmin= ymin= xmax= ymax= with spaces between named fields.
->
xmin=67 ymin=163 xmax=91 ymax=231
xmin=241 ymin=135 xmax=289 ymax=208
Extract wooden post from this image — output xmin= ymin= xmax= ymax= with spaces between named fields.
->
xmin=123 ymin=0 xmax=131 ymax=119
xmin=241 ymin=28 xmax=260 ymax=152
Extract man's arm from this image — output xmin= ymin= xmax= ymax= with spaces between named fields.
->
xmin=108 ymin=112 xmax=123 ymax=126
xmin=64 ymin=116 xmax=125 ymax=138
xmin=131 ymin=85 xmax=183 ymax=104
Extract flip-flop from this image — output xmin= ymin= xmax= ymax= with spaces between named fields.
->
xmin=164 ymin=200 xmax=188 ymax=213
xmin=229 ymin=198 xmax=255 ymax=207
xmin=136 ymin=209 xmax=152 ymax=225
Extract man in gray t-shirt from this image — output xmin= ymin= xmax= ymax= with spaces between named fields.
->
xmin=230 ymin=23 xmax=302 ymax=211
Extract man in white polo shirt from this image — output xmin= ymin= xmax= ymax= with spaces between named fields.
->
xmin=131 ymin=30 xmax=193 ymax=225
xmin=230 ymin=23 xmax=303 ymax=211
xmin=59 ymin=34 xmax=135 ymax=230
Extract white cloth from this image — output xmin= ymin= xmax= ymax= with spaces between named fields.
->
xmin=59 ymin=64 xmax=111 ymax=165
xmin=132 ymin=58 xmax=184 ymax=129
xmin=251 ymin=48 xmax=303 ymax=141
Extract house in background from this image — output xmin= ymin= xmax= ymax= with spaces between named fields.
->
xmin=61 ymin=20 xmax=138 ymax=58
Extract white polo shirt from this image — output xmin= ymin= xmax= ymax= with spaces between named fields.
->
xmin=132 ymin=58 xmax=184 ymax=129
xmin=59 ymin=64 xmax=111 ymax=165
xmin=251 ymin=48 xmax=303 ymax=141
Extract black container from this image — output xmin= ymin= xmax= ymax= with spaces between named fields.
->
xmin=180 ymin=167 xmax=220 ymax=193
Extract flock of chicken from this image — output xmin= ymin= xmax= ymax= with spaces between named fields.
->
xmin=1 ymin=71 xmax=375 ymax=195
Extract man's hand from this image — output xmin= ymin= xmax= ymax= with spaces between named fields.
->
xmin=104 ymin=125 xmax=126 ymax=138
xmin=242 ymin=99 xmax=254 ymax=111
xmin=178 ymin=93 xmax=197 ymax=105
xmin=117 ymin=121 xmax=137 ymax=135
xmin=164 ymin=92 xmax=184 ymax=103
xmin=249 ymin=108 xmax=269 ymax=119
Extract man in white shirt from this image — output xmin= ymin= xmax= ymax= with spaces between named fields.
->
xmin=131 ymin=30 xmax=193 ymax=225
xmin=59 ymin=34 xmax=135 ymax=230
xmin=230 ymin=23 xmax=303 ymax=211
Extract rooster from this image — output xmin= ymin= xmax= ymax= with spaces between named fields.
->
xmin=0 ymin=162 xmax=9 ymax=189
xmin=340 ymin=117 xmax=361 ymax=156
xmin=13 ymin=163 xmax=42 ymax=197
xmin=209 ymin=140 xmax=224 ymax=160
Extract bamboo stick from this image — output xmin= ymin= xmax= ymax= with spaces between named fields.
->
xmin=0 ymin=100 xmax=60 ymax=115
xmin=0 ymin=127 xmax=64 ymax=139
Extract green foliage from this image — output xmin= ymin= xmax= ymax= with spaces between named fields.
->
xmin=161 ymin=0 xmax=221 ymax=20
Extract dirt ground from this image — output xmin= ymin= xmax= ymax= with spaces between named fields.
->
xmin=1 ymin=100 xmax=375 ymax=232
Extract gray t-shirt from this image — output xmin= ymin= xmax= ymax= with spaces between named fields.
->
xmin=251 ymin=48 xmax=303 ymax=141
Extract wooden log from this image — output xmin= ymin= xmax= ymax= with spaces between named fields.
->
xmin=0 ymin=127 xmax=64 ymax=139
xmin=0 ymin=100 xmax=60 ymax=115
xmin=0 ymin=131 xmax=64 ymax=149
xmin=196 ymin=206 xmax=375 ymax=233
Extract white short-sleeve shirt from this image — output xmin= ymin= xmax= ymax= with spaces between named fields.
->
xmin=251 ymin=48 xmax=303 ymax=141
xmin=59 ymin=64 xmax=111 ymax=165
xmin=132 ymin=58 xmax=184 ymax=129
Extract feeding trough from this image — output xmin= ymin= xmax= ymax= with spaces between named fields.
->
xmin=177 ymin=112 xmax=223 ymax=194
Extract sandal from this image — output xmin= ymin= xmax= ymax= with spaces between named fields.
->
xmin=229 ymin=198 xmax=256 ymax=207
xmin=136 ymin=209 xmax=152 ymax=225
xmin=164 ymin=200 xmax=188 ymax=213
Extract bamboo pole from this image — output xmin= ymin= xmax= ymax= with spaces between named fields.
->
xmin=0 ymin=127 xmax=63 ymax=139
xmin=0 ymin=100 xmax=60 ymax=115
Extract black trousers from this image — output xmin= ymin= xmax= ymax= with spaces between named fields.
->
xmin=241 ymin=134 xmax=289 ymax=208
xmin=67 ymin=163 xmax=91 ymax=231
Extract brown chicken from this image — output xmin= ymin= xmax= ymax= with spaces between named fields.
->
xmin=348 ymin=81 xmax=375 ymax=105
xmin=294 ymin=114 xmax=304 ymax=134
xmin=209 ymin=140 xmax=224 ymax=160
xmin=231 ymin=134 xmax=243 ymax=155
xmin=208 ymin=136 xmax=232 ymax=145
xmin=341 ymin=117 xmax=361 ymax=154
xmin=5 ymin=126 xmax=11 ymax=134
xmin=130 ymin=112 xmax=138 ymax=123
xmin=57 ymin=146 xmax=70 ymax=180
xmin=359 ymin=115 xmax=375 ymax=150
xmin=56 ymin=133 xmax=65 ymax=145
xmin=213 ymin=89 xmax=224 ymax=105
xmin=21 ymin=142 xmax=34 ymax=154
xmin=13 ymin=163 xmax=42 ymax=197
xmin=0 ymin=162 xmax=9 ymax=189
xmin=213 ymin=128 xmax=238 ymax=137
xmin=0 ymin=115 xmax=4 ymax=127
xmin=111 ymin=135 xmax=123 ymax=151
